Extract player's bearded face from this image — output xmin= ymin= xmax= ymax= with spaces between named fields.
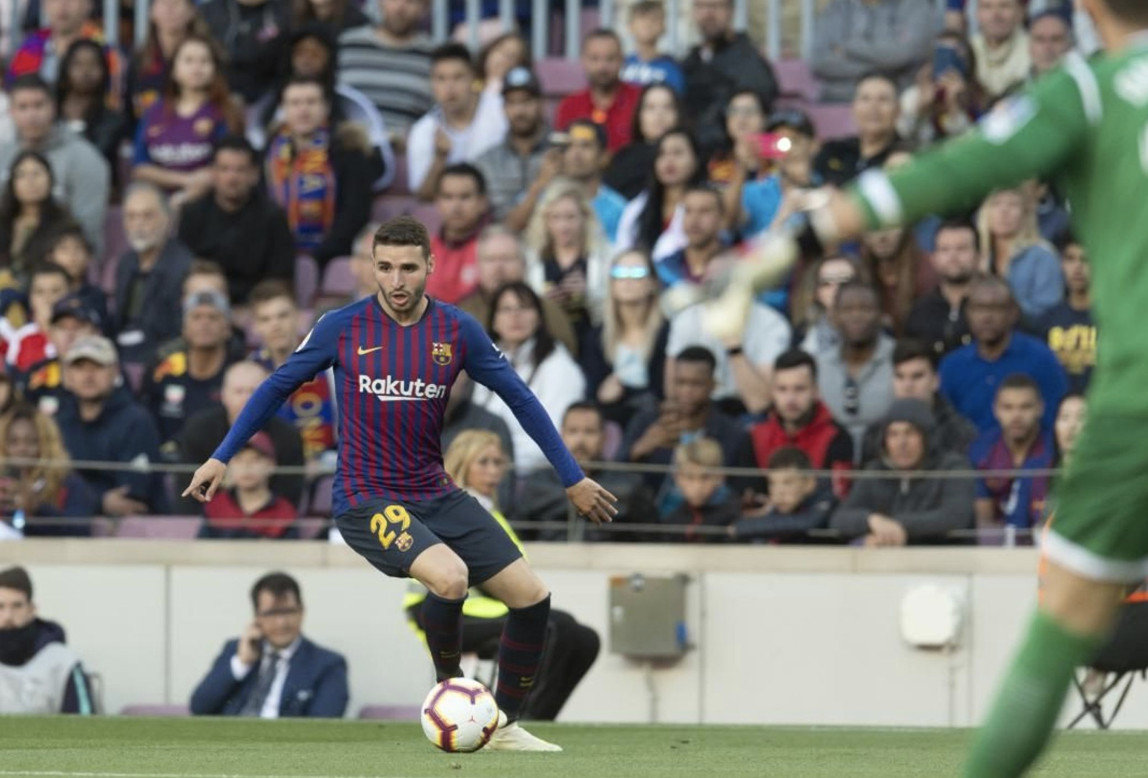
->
xmin=374 ymin=245 xmax=432 ymax=312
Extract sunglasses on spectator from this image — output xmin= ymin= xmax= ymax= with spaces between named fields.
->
xmin=611 ymin=266 xmax=651 ymax=280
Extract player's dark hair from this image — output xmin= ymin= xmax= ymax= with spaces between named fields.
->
xmin=997 ymin=373 xmax=1041 ymax=400
xmin=683 ymin=183 xmax=724 ymax=214
xmin=487 ymin=281 xmax=555 ymax=367
xmin=374 ymin=216 xmax=431 ymax=259
xmin=676 ymin=345 xmax=717 ymax=374
xmin=773 ymin=348 xmax=817 ymax=380
xmin=1102 ymin=0 xmax=1148 ymax=26
xmin=9 ymin=73 xmax=52 ymax=99
xmin=213 ymin=134 xmax=259 ymax=166
xmin=563 ymin=401 xmax=603 ymax=426
xmin=249 ymin=279 xmax=296 ymax=309
xmin=935 ymin=218 xmax=980 ymax=249
xmin=430 ymin=41 xmax=474 ymax=71
xmin=892 ymin=338 xmax=938 ymax=371
xmin=437 ymin=162 xmax=487 ymax=197
xmin=250 ymin=571 xmax=302 ymax=611
xmin=767 ymin=446 xmax=812 ymax=472
xmin=581 ymin=27 xmax=622 ymax=51
xmin=0 ymin=566 xmax=32 ymax=601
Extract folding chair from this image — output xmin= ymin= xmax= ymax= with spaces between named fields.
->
xmin=1068 ymin=598 xmax=1148 ymax=729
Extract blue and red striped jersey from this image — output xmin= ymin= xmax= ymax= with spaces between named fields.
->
xmin=212 ymin=297 xmax=585 ymax=515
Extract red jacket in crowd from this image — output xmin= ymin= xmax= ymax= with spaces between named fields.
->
xmin=750 ymin=402 xmax=854 ymax=498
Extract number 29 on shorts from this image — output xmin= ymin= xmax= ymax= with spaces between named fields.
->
xmin=370 ymin=505 xmax=412 ymax=550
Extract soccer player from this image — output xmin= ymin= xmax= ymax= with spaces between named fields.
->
xmin=183 ymin=216 xmax=617 ymax=752
xmin=710 ymin=1 xmax=1148 ymax=774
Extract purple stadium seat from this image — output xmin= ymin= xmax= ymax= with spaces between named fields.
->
xmin=602 ymin=421 xmax=623 ymax=461
xmin=294 ymin=518 xmax=326 ymax=540
xmin=390 ymin=154 xmax=411 ymax=195
xmin=321 ymin=257 xmax=356 ymax=297
xmin=358 ymin=705 xmax=421 ymax=720
xmin=806 ymin=103 xmax=857 ymax=141
xmin=372 ymin=194 xmax=417 ymax=224
xmin=774 ymin=59 xmax=819 ymax=102
xmin=536 ymin=58 xmax=586 ymax=97
xmin=120 ymin=704 xmax=190 ymax=716
xmin=309 ymin=476 xmax=334 ymax=517
xmin=295 ymin=255 xmax=320 ymax=308
xmin=410 ymin=203 xmax=442 ymax=236
xmin=116 ymin=516 xmax=202 ymax=539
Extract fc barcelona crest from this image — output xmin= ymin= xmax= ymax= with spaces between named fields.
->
xmin=432 ymin=342 xmax=453 ymax=366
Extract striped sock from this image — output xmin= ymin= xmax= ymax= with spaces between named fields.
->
xmin=495 ymin=595 xmax=551 ymax=722
xmin=421 ymin=592 xmax=465 ymax=681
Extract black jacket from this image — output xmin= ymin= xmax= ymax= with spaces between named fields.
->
xmin=859 ymin=394 xmax=977 ymax=465
xmin=199 ymin=0 xmax=291 ymax=103
xmin=731 ymin=487 xmax=836 ymax=543
xmin=682 ymin=33 xmax=779 ymax=154
xmin=514 ymin=467 xmax=657 ymax=542
xmin=113 ymin=239 xmax=194 ymax=361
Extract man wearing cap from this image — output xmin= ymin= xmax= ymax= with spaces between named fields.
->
xmin=560 ymin=119 xmax=627 ymax=243
xmin=56 ymin=335 xmax=167 ymax=516
xmin=555 ymin=29 xmax=641 ymax=154
xmin=142 ymin=289 xmax=239 ymax=450
xmin=21 ymin=294 xmax=101 ymax=417
xmin=474 ymin=66 xmax=558 ymax=229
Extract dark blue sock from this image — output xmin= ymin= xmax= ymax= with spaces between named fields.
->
xmin=496 ymin=595 xmax=550 ymax=722
xmin=421 ymin=592 xmax=465 ymax=681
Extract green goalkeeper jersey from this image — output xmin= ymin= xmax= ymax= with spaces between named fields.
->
xmin=849 ymin=45 xmax=1148 ymax=415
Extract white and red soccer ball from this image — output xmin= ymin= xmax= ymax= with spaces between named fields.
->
xmin=420 ymin=678 xmax=499 ymax=753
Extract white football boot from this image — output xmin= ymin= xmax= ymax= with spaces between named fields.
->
xmin=484 ymin=709 xmax=563 ymax=752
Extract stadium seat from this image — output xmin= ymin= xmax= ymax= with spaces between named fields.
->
xmin=372 ymin=194 xmax=418 ymax=224
xmin=410 ymin=203 xmax=442 ymax=235
xmin=601 ymin=421 xmax=623 ymax=461
xmin=358 ymin=705 xmax=421 ymax=720
xmin=120 ymin=704 xmax=190 ymax=717
xmin=536 ymin=57 xmax=587 ymax=97
xmin=309 ymin=475 xmax=335 ymax=517
xmin=774 ymin=59 xmax=819 ymax=102
xmin=116 ymin=516 xmax=202 ymax=540
xmin=294 ymin=518 xmax=327 ymax=540
xmin=295 ymin=255 xmax=320 ymax=308
xmin=806 ymin=103 xmax=857 ymax=141
xmin=101 ymin=206 xmax=127 ymax=281
xmin=390 ymin=154 xmax=411 ymax=196
xmin=321 ymin=257 xmax=356 ymax=297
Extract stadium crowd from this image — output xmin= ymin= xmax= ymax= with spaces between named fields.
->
xmin=0 ymin=0 xmax=1095 ymax=547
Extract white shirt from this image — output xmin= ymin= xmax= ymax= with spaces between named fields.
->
xmin=614 ymin=191 xmax=687 ymax=263
xmin=406 ymin=91 xmax=508 ymax=192
xmin=230 ymin=636 xmax=302 ymax=719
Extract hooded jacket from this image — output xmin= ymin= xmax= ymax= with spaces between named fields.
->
xmin=0 ymin=618 xmax=93 ymax=714
xmin=860 ymin=393 xmax=977 ymax=464
xmin=831 ymin=398 xmax=974 ymax=543
xmin=749 ymin=401 xmax=854 ymax=498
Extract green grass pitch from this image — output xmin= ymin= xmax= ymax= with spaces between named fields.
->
xmin=1 ymin=717 xmax=1147 ymax=777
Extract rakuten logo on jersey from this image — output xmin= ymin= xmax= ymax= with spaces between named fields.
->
xmin=358 ymin=375 xmax=448 ymax=401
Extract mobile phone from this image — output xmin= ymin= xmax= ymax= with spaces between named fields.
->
xmin=754 ymin=132 xmax=792 ymax=161
xmin=933 ymin=46 xmax=967 ymax=80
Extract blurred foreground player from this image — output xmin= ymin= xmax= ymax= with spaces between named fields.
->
xmin=183 ymin=217 xmax=617 ymax=751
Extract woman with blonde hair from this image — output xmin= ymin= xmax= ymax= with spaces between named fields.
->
xmin=977 ymin=183 xmax=1064 ymax=319
xmin=525 ymin=179 xmax=610 ymax=335
xmin=0 ymin=403 xmax=98 ymax=536
xmin=789 ymin=254 xmax=867 ymax=355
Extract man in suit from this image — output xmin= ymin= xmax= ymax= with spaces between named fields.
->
xmin=190 ymin=572 xmax=348 ymax=718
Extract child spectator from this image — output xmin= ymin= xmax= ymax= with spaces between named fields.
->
xmin=41 ymin=226 xmax=107 ymax=331
xmin=660 ymin=437 xmax=740 ymax=543
xmin=126 ymin=0 xmax=207 ymax=123
xmin=621 ymin=2 xmax=684 ymax=94
xmin=0 ymin=151 xmax=77 ymax=280
xmin=731 ymin=447 xmax=835 ymax=543
xmin=201 ymin=431 xmax=297 ymax=539
xmin=5 ymin=262 xmax=70 ymax=373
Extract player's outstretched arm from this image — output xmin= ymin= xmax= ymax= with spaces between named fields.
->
xmin=567 ymin=477 xmax=618 ymax=525
xmin=182 ymin=458 xmax=227 ymax=503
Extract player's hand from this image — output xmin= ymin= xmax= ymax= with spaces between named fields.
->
xmin=567 ymin=478 xmax=618 ymax=525
xmin=236 ymin=622 xmax=263 ymax=667
xmin=182 ymin=459 xmax=227 ymax=503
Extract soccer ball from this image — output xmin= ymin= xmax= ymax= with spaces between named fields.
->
xmin=420 ymin=678 xmax=500 ymax=753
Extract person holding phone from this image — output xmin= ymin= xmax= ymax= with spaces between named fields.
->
xmin=898 ymin=32 xmax=987 ymax=146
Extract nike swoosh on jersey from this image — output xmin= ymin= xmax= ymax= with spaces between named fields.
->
xmin=357 ymin=345 xmax=384 ymax=356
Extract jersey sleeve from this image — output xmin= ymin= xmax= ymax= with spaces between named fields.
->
xmin=457 ymin=313 xmax=586 ymax=488
xmin=848 ymin=55 xmax=1096 ymax=229
xmin=211 ymin=312 xmax=340 ymax=463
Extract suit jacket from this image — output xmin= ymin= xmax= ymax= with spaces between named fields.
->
xmin=113 ymin=239 xmax=194 ymax=360
xmin=189 ymin=636 xmax=348 ymax=718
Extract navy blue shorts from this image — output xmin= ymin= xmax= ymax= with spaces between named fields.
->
xmin=335 ymin=490 xmax=522 ymax=586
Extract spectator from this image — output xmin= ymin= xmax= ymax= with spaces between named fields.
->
xmin=264 ymin=76 xmax=373 ymax=266
xmin=425 ymin=163 xmax=488 ymax=304
xmin=860 ymin=224 xmax=936 ymax=335
xmin=619 ymin=345 xmax=751 ymax=496
xmin=731 ymin=447 xmax=836 ymax=544
xmin=971 ymin=0 xmax=1030 ymax=99
xmin=905 ymin=219 xmax=977 ymax=358
xmin=6 ymin=0 xmax=122 ymax=100
xmin=291 ymin=0 xmax=368 ymax=34
xmin=6 ymin=262 xmax=70 ymax=373
xmin=476 ymin=31 xmax=530 ymax=99
xmin=440 ymin=371 xmax=514 ymax=471
xmin=177 ymin=360 xmax=305 ymax=513
xmin=132 ymin=35 xmax=244 ymax=200
xmin=814 ymin=73 xmax=900 ymax=188
xmin=199 ymin=0 xmax=289 ymax=105
xmin=790 ymin=254 xmax=858 ymax=356
xmin=0 ymin=151 xmax=76 ymax=280
xmin=142 ymin=289 xmax=238 ymax=448
xmin=412 ymin=429 xmax=599 ymax=722
xmin=249 ymin=281 xmax=336 ymax=462
xmin=681 ymin=0 xmax=778 ymax=155
xmin=0 ymin=75 xmax=108 ymax=254
xmin=812 ymin=0 xmax=937 ymax=103
xmin=125 ymin=0 xmax=206 ymax=123
xmin=20 ymin=292 xmax=100 ymax=415
xmin=408 ymin=43 xmax=506 ymax=200
xmin=749 ymin=349 xmax=854 ymax=498
xmin=831 ymin=398 xmax=974 ymax=546
xmin=178 ymin=136 xmax=295 ymax=306
xmin=602 ymin=82 xmax=681 ymax=201
xmin=57 ymin=334 xmax=167 ymax=515
xmin=201 ymin=431 xmax=298 ymax=539
xmin=336 ymin=0 xmax=433 ymax=139
xmin=555 ymin=29 xmax=641 ymax=154
xmin=456 ymin=225 xmax=578 ymax=357
xmin=815 ymin=281 xmax=895 ymax=454
xmin=516 ymin=402 xmax=656 ymax=541
xmin=55 ymin=39 xmax=126 ymax=173
xmin=0 ymin=402 xmax=98 ymax=535
xmin=978 ymin=185 xmax=1063 ymax=320
xmin=971 ymin=374 xmax=1054 ymax=537
xmin=42 ymin=227 xmax=105 ymax=326
xmin=939 ymin=276 xmax=1066 ymax=434
xmin=524 ymin=179 xmax=610 ymax=336
xmin=616 ymin=127 xmax=702 ymax=262
xmin=707 ymin=90 xmax=769 ymax=209
xmin=0 ymin=368 xmax=11 ymax=414
xmin=473 ymin=66 xmax=555 ymax=230
xmin=656 ymin=184 xmax=727 ymax=290
xmin=0 ymin=566 xmax=94 ymax=712
xmin=898 ymin=32 xmax=986 ymax=147
xmin=472 ymin=282 xmax=584 ymax=476
xmin=113 ymin=182 xmax=193 ymax=362
xmin=579 ymin=249 xmax=668 ymax=425
xmin=659 ymin=436 xmax=740 ymax=543
xmin=1029 ymin=9 xmax=1073 ymax=80
xmin=621 ymin=1 xmax=684 ymax=94
xmin=190 ymin=572 xmax=348 ymax=717
xmin=347 ymin=221 xmax=380 ymax=300
xmin=860 ymin=338 xmax=977 ymax=464
xmin=1053 ymin=391 xmax=1085 ymax=467
xmin=1038 ymin=233 xmax=1093 ymax=394
xmin=559 ymin=119 xmax=628 ymax=243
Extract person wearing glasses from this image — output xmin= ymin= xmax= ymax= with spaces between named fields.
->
xmin=190 ymin=572 xmax=348 ymax=718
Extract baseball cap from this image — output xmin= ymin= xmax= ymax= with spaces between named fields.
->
xmin=183 ymin=289 xmax=230 ymax=319
xmin=64 ymin=334 xmax=118 ymax=366
xmin=502 ymin=66 xmax=541 ymax=98
xmin=766 ymin=108 xmax=817 ymax=139
xmin=242 ymin=431 xmax=277 ymax=462
xmin=51 ymin=293 xmax=100 ymax=327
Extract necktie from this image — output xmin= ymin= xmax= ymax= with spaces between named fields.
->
xmin=240 ymin=651 xmax=281 ymax=717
